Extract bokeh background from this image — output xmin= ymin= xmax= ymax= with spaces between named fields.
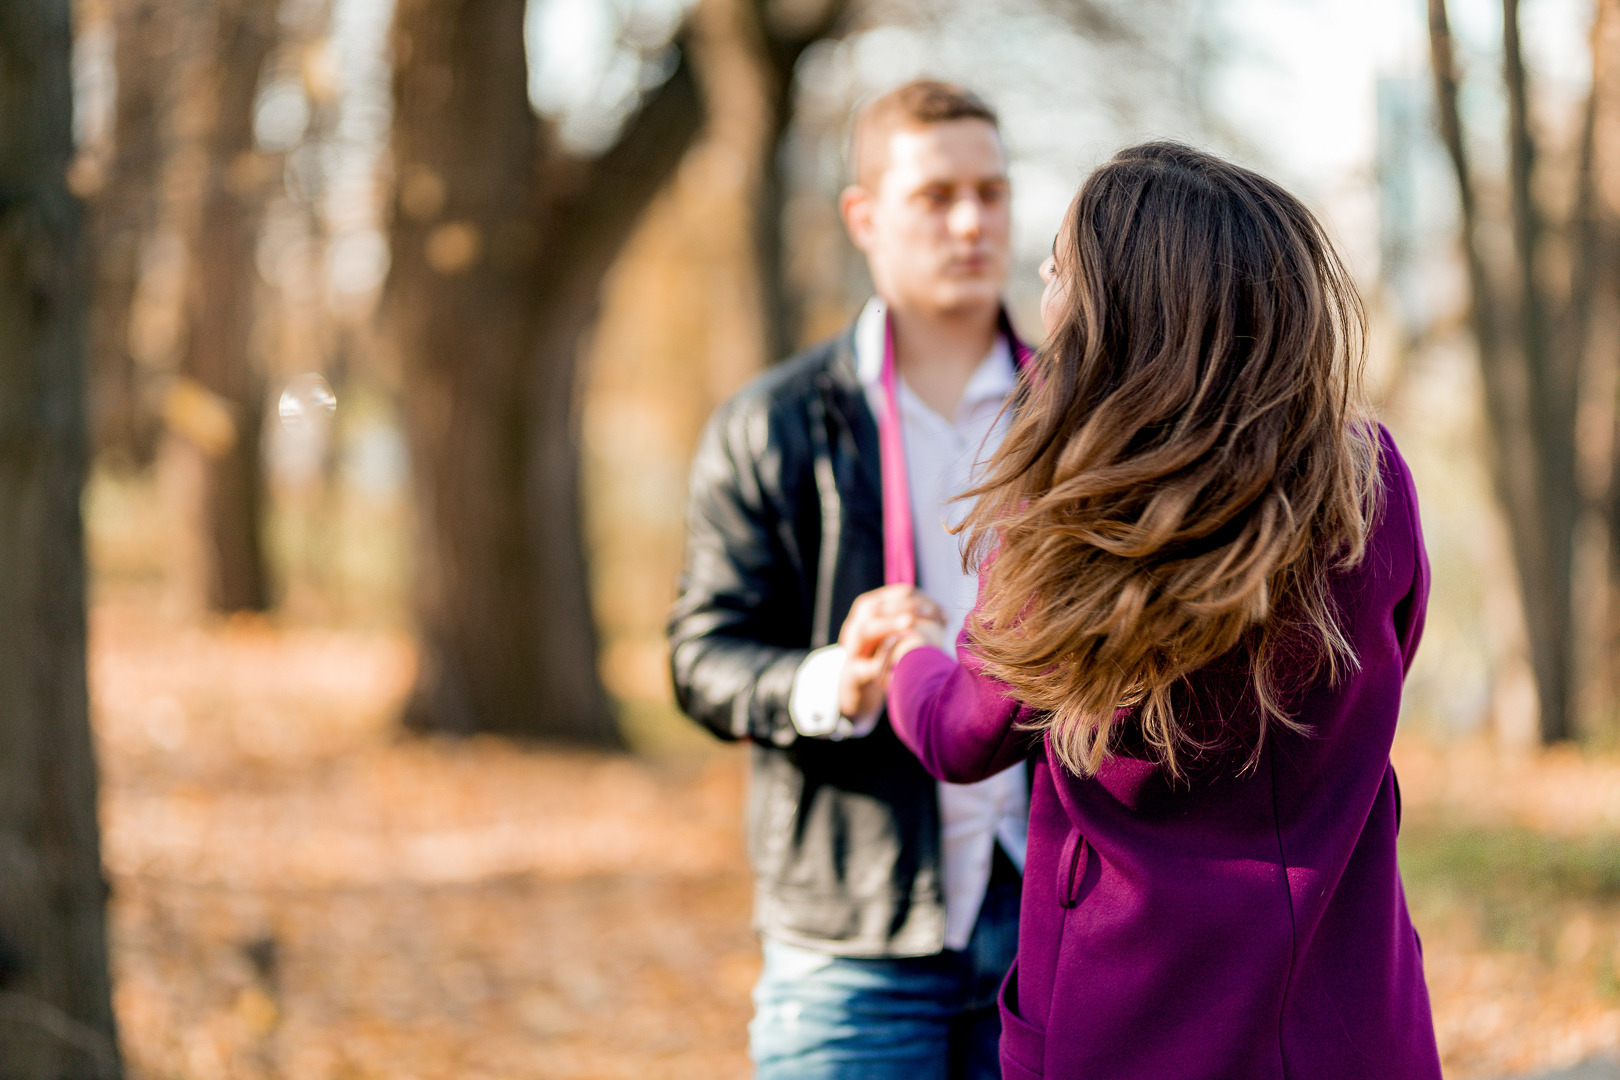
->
xmin=41 ymin=0 xmax=1620 ymax=1075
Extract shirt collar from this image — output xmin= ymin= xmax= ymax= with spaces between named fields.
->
xmin=852 ymin=296 xmax=1015 ymax=405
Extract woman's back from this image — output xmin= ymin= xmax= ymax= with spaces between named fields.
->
xmin=891 ymin=425 xmax=1438 ymax=1078
xmin=999 ymin=424 xmax=1435 ymax=1078
xmin=877 ymin=142 xmax=1442 ymax=1079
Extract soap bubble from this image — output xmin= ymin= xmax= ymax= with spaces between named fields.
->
xmin=277 ymin=373 xmax=337 ymax=430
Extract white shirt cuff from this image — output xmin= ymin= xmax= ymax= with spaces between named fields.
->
xmin=789 ymin=644 xmax=882 ymax=740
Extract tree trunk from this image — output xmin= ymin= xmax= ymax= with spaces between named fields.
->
xmin=389 ymin=0 xmax=552 ymax=738
xmin=387 ymin=0 xmax=703 ymax=741
xmin=1428 ymin=0 xmax=1583 ymax=743
xmin=179 ymin=0 xmax=278 ymax=613
xmin=754 ymin=73 xmax=799 ymax=361
xmin=1500 ymin=0 xmax=1581 ymax=743
xmin=86 ymin=0 xmax=170 ymax=464
xmin=1591 ymin=0 xmax=1620 ymax=736
xmin=740 ymin=0 xmax=851 ymax=360
xmin=0 ymin=1 xmax=122 ymax=1076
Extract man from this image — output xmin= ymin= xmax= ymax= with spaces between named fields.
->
xmin=669 ymin=80 xmax=1029 ymax=1078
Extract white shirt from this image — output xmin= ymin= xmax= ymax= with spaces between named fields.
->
xmin=788 ymin=297 xmax=1030 ymax=950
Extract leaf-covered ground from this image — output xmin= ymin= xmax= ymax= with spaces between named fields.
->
xmin=94 ymin=592 xmax=1620 ymax=1079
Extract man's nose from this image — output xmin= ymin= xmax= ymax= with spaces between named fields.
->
xmin=947 ymin=196 xmax=984 ymax=240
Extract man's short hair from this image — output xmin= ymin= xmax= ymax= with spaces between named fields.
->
xmin=850 ymin=79 xmax=1001 ymax=189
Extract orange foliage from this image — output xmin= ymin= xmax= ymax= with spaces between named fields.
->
xmin=91 ymin=583 xmax=1620 ymax=1078
xmin=94 ymin=588 xmax=755 ymax=1079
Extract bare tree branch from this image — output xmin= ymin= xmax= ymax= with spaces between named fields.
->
xmin=390 ymin=0 xmax=706 ymax=742
xmin=1568 ymin=43 xmax=1602 ymax=391
xmin=1503 ymin=0 xmax=1562 ymax=443
xmin=742 ymin=0 xmax=854 ymax=357
xmin=1428 ymin=0 xmax=1580 ymax=743
xmin=759 ymin=0 xmax=851 ymax=77
xmin=535 ymin=48 xmax=706 ymax=301
xmin=0 ymin=992 xmax=120 ymax=1079
xmin=1428 ymin=0 xmax=1492 ymax=345
xmin=1048 ymin=0 xmax=1146 ymax=46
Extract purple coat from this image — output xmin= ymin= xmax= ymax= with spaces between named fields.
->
xmin=887 ymin=426 xmax=1441 ymax=1080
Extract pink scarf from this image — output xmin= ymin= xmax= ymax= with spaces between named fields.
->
xmin=878 ymin=310 xmax=1034 ymax=586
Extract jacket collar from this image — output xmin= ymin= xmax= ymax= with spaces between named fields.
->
xmin=828 ymin=297 xmax=1030 ymax=387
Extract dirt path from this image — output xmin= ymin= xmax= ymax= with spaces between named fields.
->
xmin=92 ymin=597 xmax=1620 ymax=1078
xmin=96 ymin=598 xmax=756 ymax=1079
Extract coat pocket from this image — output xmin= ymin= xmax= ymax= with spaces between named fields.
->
xmin=1056 ymin=827 xmax=1089 ymax=909
xmin=998 ymin=960 xmax=1046 ymax=1078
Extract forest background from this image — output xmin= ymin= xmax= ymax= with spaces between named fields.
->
xmin=5 ymin=0 xmax=1620 ymax=1076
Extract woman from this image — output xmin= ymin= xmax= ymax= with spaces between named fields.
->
xmin=846 ymin=143 xmax=1440 ymax=1079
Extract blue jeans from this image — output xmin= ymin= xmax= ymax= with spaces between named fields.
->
xmin=749 ymin=870 xmax=1020 ymax=1080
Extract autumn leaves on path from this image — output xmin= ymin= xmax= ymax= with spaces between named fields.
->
xmin=89 ymin=591 xmax=1620 ymax=1080
xmin=93 ymin=596 xmax=757 ymax=1080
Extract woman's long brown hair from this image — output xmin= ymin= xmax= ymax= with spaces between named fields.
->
xmin=962 ymin=142 xmax=1379 ymax=779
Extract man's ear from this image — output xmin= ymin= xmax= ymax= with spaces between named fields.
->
xmin=840 ymin=185 xmax=875 ymax=253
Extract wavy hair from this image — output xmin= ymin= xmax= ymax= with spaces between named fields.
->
xmin=961 ymin=142 xmax=1379 ymax=779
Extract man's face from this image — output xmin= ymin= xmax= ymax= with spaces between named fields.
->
xmin=842 ymin=119 xmax=1011 ymax=318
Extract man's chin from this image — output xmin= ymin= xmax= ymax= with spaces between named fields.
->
xmin=932 ymin=283 xmax=1004 ymax=317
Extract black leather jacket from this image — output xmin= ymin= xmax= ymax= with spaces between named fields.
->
xmin=668 ymin=328 xmax=950 ymax=957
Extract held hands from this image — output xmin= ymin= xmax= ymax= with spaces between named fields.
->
xmin=836 ymin=585 xmax=948 ymax=719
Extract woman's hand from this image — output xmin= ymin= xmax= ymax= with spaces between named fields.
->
xmin=837 ymin=585 xmax=947 ymax=718
xmin=889 ymin=621 xmax=947 ymax=667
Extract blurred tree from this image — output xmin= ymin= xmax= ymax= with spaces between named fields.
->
xmin=734 ymin=0 xmax=852 ymax=358
xmin=773 ymin=0 xmax=1237 ymax=343
xmin=386 ymin=0 xmax=701 ymax=740
xmin=1427 ymin=0 xmax=1611 ymax=744
xmin=0 ymin=0 xmax=122 ymax=1075
xmin=741 ymin=0 xmax=1163 ymax=356
xmin=1595 ymin=0 xmax=1620 ymax=733
xmin=85 ymin=0 xmax=171 ymax=465
xmin=178 ymin=0 xmax=281 ymax=612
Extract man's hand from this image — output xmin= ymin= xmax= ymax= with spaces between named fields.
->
xmin=837 ymin=585 xmax=946 ymax=719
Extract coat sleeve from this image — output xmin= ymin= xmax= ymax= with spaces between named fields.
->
xmin=886 ymin=630 xmax=1036 ymax=783
xmin=1382 ymin=425 xmax=1430 ymax=675
xmin=667 ymin=396 xmax=811 ymax=746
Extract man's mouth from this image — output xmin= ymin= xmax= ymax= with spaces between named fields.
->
xmin=947 ymin=254 xmax=991 ymax=275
